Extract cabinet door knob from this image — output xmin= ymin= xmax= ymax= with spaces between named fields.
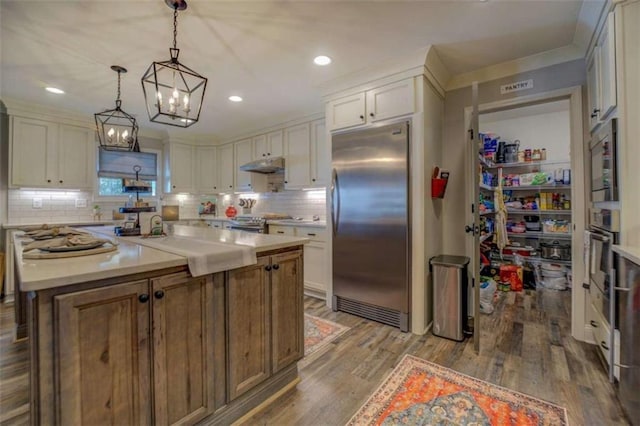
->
xmin=214 ymin=186 xmax=217 ymax=189
xmin=272 ymin=264 xmax=280 ymax=270
xmin=262 ymin=153 xmax=266 ymax=157
xmin=267 ymin=152 xmax=271 ymax=156
xmin=265 ymin=265 xmax=272 ymax=271
xmin=369 ymin=113 xmax=374 ymax=117
xmin=359 ymin=115 xmax=364 ymax=120
xmin=229 ymin=185 xmax=232 ymax=188
xmin=138 ymin=294 xmax=150 ymax=303
xmin=154 ymin=290 xmax=165 ymax=299
xmin=284 ymin=180 xmax=288 ymax=184
xmin=248 ymin=183 xmax=252 ymax=187
xmin=47 ymin=179 xmax=51 ymax=183
xmin=173 ymin=185 xmax=176 ymax=189
xmin=59 ymin=180 xmax=63 ymax=184
xmin=312 ymin=178 xmax=316 ymax=182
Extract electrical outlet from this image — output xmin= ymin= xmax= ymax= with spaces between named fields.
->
xmin=32 ymin=198 xmax=43 ymax=209
xmin=75 ymin=199 xmax=87 ymax=208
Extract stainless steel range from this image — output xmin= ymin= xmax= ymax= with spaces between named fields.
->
xmin=228 ymin=214 xmax=291 ymax=233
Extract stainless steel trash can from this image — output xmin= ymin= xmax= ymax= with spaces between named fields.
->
xmin=430 ymin=255 xmax=470 ymax=342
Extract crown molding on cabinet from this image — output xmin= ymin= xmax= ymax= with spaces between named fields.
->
xmin=446 ymin=44 xmax=584 ymax=91
xmin=219 ymin=111 xmax=325 ymax=146
xmin=320 ymin=45 xmax=450 ymax=101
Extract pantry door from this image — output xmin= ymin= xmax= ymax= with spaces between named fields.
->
xmin=466 ymin=82 xmax=482 ymax=354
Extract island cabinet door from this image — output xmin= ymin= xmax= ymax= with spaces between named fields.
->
xmin=227 ymin=256 xmax=271 ymax=401
xmin=54 ymin=280 xmax=152 ymax=426
xmin=150 ymin=272 xmax=215 ymax=426
xmin=271 ymin=249 xmax=304 ymax=373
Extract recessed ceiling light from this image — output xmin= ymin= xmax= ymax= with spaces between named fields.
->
xmin=45 ymin=87 xmax=64 ymax=94
xmin=229 ymin=95 xmax=243 ymax=102
xmin=314 ymin=55 xmax=332 ymax=66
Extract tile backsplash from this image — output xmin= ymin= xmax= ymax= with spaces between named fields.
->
xmin=7 ymin=188 xmax=327 ymax=224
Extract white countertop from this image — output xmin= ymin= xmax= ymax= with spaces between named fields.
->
xmin=16 ymin=225 xmax=308 ymax=292
xmin=613 ymin=245 xmax=640 ymax=266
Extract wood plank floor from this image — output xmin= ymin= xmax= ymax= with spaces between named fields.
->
xmin=0 ymin=289 xmax=630 ymax=425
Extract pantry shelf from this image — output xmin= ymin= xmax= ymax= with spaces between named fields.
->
xmin=508 ymin=231 xmax=572 ymax=240
xmin=484 ymin=159 xmax=571 ymax=169
xmin=480 ymin=210 xmax=495 ymax=216
xmin=492 ymin=253 xmax=572 ymax=266
xmin=503 ymin=184 xmax=571 ymax=191
xmin=507 ymin=209 xmax=572 ymax=215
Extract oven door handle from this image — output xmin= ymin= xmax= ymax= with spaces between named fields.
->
xmin=590 ymin=234 xmax=610 ymax=243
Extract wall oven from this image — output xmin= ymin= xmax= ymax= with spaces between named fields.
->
xmin=590 ymin=118 xmax=618 ymax=203
xmin=587 ymin=208 xmax=620 ymax=325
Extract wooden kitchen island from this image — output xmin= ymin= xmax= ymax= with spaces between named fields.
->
xmin=15 ymin=225 xmax=307 ymax=425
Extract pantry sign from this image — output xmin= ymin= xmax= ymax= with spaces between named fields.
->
xmin=500 ymin=79 xmax=533 ymax=95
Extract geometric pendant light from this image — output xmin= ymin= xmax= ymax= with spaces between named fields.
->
xmin=95 ymin=65 xmax=139 ymax=151
xmin=141 ymin=0 xmax=207 ymax=128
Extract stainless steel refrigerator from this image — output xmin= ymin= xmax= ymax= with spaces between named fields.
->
xmin=331 ymin=121 xmax=410 ymax=332
xmin=617 ymin=255 xmax=640 ymax=424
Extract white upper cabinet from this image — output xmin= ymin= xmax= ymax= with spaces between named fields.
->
xmin=310 ymin=119 xmax=329 ymax=187
xmin=326 ymin=78 xmax=415 ymax=131
xmin=234 ymin=138 xmax=268 ymax=193
xmin=251 ymin=130 xmax=284 ymax=161
xmin=598 ymin=12 xmax=617 ymax=120
xmin=284 ymin=123 xmax=312 ymax=190
xmin=195 ymin=146 xmax=218 ymax=193
xmin=10 ymin=116 xmax=94 ymax=189
xmin=217 ymin=144 xmax=235 ymax=193
xmin=164 ymin=141 xmax=194 ymax=193
xmin=587 ymin=11 xmax=617 ymax=132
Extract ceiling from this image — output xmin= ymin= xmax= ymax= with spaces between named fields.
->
xmin=1 ymin=0 xmax=593 ymax=141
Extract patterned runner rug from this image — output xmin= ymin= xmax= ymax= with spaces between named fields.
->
xmin=347 ymin=354 xmax=568 ymax=426
xmin=304 ymin=314 xmax=350 ymax=357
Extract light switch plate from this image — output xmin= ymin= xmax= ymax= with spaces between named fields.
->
xmin=32 ymin=198 xmax=42 ymax=209
xmin=75 ymin=199 xmax=87 ymax=208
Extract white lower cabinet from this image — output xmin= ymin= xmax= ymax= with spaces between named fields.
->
xmin=269 ymin=224 xmax=327 ymax=299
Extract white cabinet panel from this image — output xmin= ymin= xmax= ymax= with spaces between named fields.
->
xmin=327 ymin=93 xmax=366 ymax=131
xmin=366 ymin=79 xmax=415 ymax=123
xmin=165 ymin=142 xmax=194 ymax=193
xmin=284 ymin=123 xmax=311 ymax=190
xmin=217 ymin=144 xmax=235 ymax=192
xmin=587 ymin=48 xmax=601 ymax=132
xmin=195 ymin=146 xmax=218 ymax=193
xmin=599 ymin=12 xmax=617 ymax=120
xmin=267 ymin=130 xmax=284 ymax=158
xmin=326 ymin=78 xmax=415 ymax=131
xmin=310 ymin=119 xmax=329 ymax=187
xmin=10 ymin=117 xmax=94 ymax=189
xmin=58 ymin=125 xmax=94 ymax=189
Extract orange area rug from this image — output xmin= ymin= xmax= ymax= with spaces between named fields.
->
xmin=347 ymin=354 xmax=568 ymax=425
xmin=304 ymin=314 xmax=350 ymax=357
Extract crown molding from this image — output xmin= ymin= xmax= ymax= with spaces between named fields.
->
xmin=319 ymin=45 xmax=451 ymax=101
xmin=219 ymin=111 xmax=326 ymax=146
xmin=446 ymin=45 xmax=584 ymax=91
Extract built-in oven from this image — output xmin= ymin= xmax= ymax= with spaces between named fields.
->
xmin=587 ymin=208 xmax=620 ymax=325
xmin=590 ymin=118 xmax=618 ymax=203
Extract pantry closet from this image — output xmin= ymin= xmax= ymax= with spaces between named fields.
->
xmin=465 ymin=86 xmax=587 ymax=351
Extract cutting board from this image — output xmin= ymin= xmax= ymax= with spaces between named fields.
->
xmin=23 ymin=244 xmax=118 ymax=259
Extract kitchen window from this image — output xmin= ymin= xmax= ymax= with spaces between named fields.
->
xmin=95 ymin=148 xmax=161 ymax=199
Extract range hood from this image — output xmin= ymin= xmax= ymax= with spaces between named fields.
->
xmin=239 ymin=156 xmax=285 ymax=174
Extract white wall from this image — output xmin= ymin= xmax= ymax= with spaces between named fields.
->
xmin=480 ymin=100 xmax=571 ymax=162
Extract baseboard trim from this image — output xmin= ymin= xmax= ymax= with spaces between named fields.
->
xmin=231 ymin=377 xmax=300 ymax=426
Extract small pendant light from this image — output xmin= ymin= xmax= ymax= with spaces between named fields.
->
xmin=95 ymin=65 xmax=139 ymax=151
xmin=141 ymin=0 xmax=208 ymax=128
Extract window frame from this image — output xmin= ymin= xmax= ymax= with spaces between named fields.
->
xmin=94 ymin=147 xmax=163 ymax=202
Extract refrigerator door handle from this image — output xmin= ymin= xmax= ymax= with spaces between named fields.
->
xmin=331 ymin=168 xmax=340 ymax=236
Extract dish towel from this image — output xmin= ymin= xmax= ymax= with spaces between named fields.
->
xmin=129 ymin=235 xmax=257 ymax=276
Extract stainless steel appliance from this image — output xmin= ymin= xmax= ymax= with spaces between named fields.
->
xmin=587 ymin=208 xmax=619 ymax=325
xmin=331 ymin=121 xmax=410 ymax=332
xmin=228 ymin=213 xmax=292 ymax=233
xmin=616 ymin=254 xmax=640 ymax=424
xmin=590 ymin=118 xmax=618 ymax=203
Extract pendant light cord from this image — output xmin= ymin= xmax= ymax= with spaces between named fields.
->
xmin=116 ymin=70 xmax=121 ymax=102
xmin=173 ymin=6 xmax=178 ymax=50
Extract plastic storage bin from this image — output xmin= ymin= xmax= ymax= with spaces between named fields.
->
xmin=430 ymin=255 xmax=470 ymax=341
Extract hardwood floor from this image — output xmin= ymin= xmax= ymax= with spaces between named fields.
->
xmin=0 ymin=289 xmax=629 ymax=425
